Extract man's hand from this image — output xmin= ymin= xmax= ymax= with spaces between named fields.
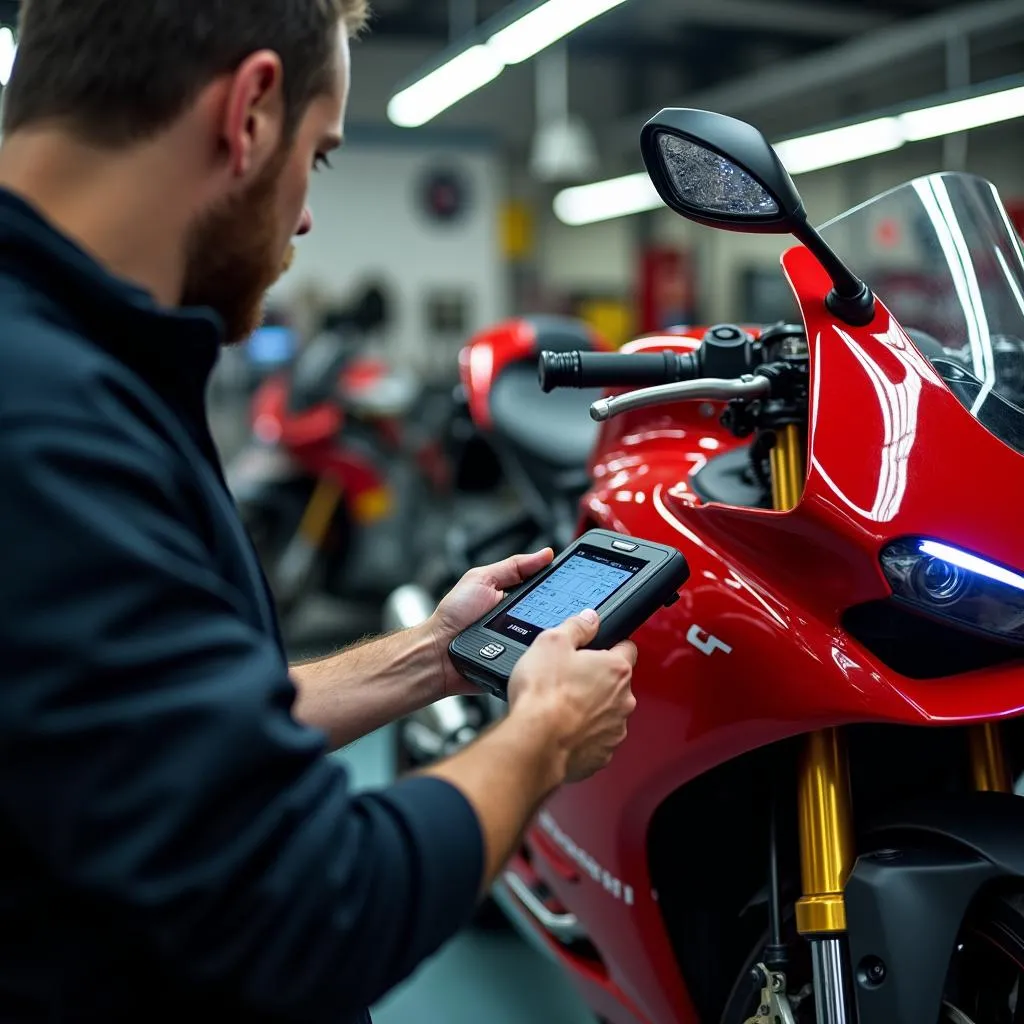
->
xmin=428 ymin=548 xmax=554 ymax=697
xmin=508 ymin=610 xmax=638 ymax=783
xmin=424 ymin=606 xmax=638 ymax=891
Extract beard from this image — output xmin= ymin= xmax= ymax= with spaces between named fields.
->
xmin=181 ymin=149 xmax=296 ymax=344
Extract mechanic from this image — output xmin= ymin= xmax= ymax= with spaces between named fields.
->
xmin=0 ymin=2 xmax=638 ymax=1022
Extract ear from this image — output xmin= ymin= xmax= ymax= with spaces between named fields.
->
xmin=220 ymin=50 xmax=286 ymax=180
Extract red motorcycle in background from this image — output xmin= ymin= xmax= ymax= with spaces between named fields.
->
xmin=414 ymin=315 xmax=613 ymax=589
xmin=228 ymin=326 xmax=454 ymax=623
xmin=391 ymin=107 xmax=1024 ymax=1024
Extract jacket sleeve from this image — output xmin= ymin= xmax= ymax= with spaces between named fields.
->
xmin=0 ymin=413 xmax=484 ymax=1021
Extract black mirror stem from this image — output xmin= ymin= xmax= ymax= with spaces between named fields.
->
xmin=791 ymin=217 xmax=877 ymax=328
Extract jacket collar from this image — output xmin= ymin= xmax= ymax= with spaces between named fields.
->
xmin=0 ymin=186 xmax=225 ymax=416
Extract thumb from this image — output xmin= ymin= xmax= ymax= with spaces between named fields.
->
xmin=555 ymin=608 xmax=600 ymax=649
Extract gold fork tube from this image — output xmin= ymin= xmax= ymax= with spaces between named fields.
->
xmin=298 ymin=477 xmax=344 ymax=547
xmin=968 ymin=723 xmax=1012 ymax=793
xmin=769 ymin=425 xmax=805 ymax=512
xmin=795 ymin=729 xmax=856 ymax=934
xmin=768 ymin=424 xmax=856 ymax=936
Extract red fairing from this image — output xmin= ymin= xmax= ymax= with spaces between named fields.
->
xmin=510 ymin=247 xmax=1024 ymax=1024
xmin=460 ymin=319 xmax=540 ymax=430
xmin=459 ymin=317 xmax=612 ymax=430
xmin=301 ymin=446 xmax=386 ymax=501
xmin=251 ymin=374 xmax=343 ymax=450
xmin=340 ymin=356 xmax=390 ymax=395
xmin=250 ymin=373 xmax=385 ymax=500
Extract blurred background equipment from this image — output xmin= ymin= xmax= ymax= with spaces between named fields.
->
xmin=2 ymin=0 xmax=1020 ymax=1018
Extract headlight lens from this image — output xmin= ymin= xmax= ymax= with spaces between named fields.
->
xmin=880 ymin=538 xmax=1024 ymax=645
xmin=914 ymin=553 xmax=970 ymax=604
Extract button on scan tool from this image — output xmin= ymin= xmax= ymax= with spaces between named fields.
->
xmin=612 ymin=540 xmax=638 ymax=551
xmin=479 ymin=643 xmax=506 ymax=660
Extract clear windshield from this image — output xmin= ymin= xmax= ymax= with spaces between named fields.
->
xmin=819 ymin=173 xmax=1024 ymax=455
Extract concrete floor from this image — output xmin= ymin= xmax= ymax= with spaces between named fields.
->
xmin=335 ymin=728 xmax=598 ymax=1024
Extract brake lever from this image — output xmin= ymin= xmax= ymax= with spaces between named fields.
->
xmin=589 ymin=375 xmax=771 ymax=422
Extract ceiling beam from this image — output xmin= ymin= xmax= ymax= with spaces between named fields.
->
xmin=364 ymin=11 xmax=450 ymax=42
xmin=674 ymin=0 xmax=892 ymax=39
xmin=608 ymin=0 xmax=1024 ymax=151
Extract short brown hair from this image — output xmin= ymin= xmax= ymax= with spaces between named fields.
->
xmin=2 ymin=0 xmax=370 ymax=145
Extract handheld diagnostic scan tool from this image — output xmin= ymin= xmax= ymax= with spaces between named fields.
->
xmin=449 ymin=530 xmax=690 ymax=699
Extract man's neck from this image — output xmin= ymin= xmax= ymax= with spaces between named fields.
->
xmin=0 ymin=128 xmax=194 ymax=307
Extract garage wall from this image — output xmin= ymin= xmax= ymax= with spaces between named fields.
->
xmin=268 ymin=137 xmax=507 ymax=379
xmin=537 ymin=215 xmax=636 ymax=294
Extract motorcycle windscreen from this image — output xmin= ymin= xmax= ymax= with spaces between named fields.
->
xmin=818 ymin=172 xmax=1024 ymax=455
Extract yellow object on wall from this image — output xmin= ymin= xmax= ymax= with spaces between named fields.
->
xmin=578 ymin=299 xmax=634 ymax=349
xmin=501 ymin=201 xmax=535 ymax=262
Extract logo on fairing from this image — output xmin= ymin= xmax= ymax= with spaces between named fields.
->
xmin=686 ymin=624 xmax=732 ymax=656
xmin=537 ymin=811 xmax=635 ymax=905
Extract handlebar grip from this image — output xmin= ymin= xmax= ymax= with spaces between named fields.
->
xmin=538 ymin=350 xmax=699 ymax=393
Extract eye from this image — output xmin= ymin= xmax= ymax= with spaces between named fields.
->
xmin=314 ymin=153 xmax=333 ymax=172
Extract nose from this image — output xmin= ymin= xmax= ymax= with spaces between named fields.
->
xmin=297 ymin=207 xmax=313 ymax=236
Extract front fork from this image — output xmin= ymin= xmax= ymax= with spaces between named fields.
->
xmin=770 ymin=424 xmax=1013 ymax=1024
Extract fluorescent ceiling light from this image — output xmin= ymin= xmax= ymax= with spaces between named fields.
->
xmin=0 ymin=28 xmax=16 ymax=87
xmin=774 ymin=116 xmax=904 ymax=175
xmin=489 ymin=0 xmax=630 ymax=65
xmin=388 ymin=45 xmax=504 ymax=127
xmin=899 ymin=84 xmax=1024 ymax=141
xmin=553 ymin=172 xmax=661 ymax=226
xmin=388 ymin=0 xmax=632 ymax=127
xmin=557 ymin=81 xmax=1024 ymax=225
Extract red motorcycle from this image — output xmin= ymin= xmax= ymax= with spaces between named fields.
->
xmin=228 ymin=328 xmax=451 ymax=622
xmin=395 ymin=108 xmax=1024 ymax=1024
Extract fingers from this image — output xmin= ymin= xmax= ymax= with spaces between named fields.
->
xmin=478 ymin=548 xmax=554 ymax=591
xmin=551 ymin=608 xmax=601 ymax=650
xmin=611 ymin=639 xmax=638 ymax=668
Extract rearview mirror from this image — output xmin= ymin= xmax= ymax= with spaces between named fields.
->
xmin=641 ymin=108 xmax=804 ymax=233
xmin=641 ymin=107 xmax=876 ymax=326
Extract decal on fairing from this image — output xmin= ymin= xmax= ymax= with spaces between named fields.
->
xmin=686 ymin=624 xmax=733 ymax=656
xmin=538 ymin=811 xmax=635 ymax=905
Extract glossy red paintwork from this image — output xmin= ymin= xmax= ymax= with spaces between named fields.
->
xmin=460 ymin=319 xmax=540 ymax=430
xmin=470 ymin=247 xmax=1024 ymax=1024
xmin=460 ymin=317 xmax=610 ymax=430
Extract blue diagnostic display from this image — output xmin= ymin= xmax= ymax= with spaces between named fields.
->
xmin=514 ymin=556 xmax=633 ymax=629
xmin=488 ymin=544 xmax=645 ymax=644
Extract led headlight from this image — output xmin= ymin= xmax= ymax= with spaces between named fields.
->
xmin=880 ymin=538 xmax=1024 ymax=645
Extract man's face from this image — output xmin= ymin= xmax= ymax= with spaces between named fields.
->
xmin=181 ymin=26 xmax=350 ymax=343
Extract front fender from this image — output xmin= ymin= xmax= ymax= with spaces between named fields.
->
xmin=847 ymin=792 xmax=1024 ymax=1024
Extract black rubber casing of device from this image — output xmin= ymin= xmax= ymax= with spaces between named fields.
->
xmin=449 ymin=529 xmax=690 ymax=700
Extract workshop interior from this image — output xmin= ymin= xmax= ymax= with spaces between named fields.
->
xmin=5 ymin=0 xmax=1024 ymax=1020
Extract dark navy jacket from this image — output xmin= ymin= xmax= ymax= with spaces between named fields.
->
xmin=0 ymin=188 xmax=483 ymax=1023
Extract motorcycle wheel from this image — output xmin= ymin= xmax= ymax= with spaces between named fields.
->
xmin=720 ymin=890 xmax=1024 ymax=1023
